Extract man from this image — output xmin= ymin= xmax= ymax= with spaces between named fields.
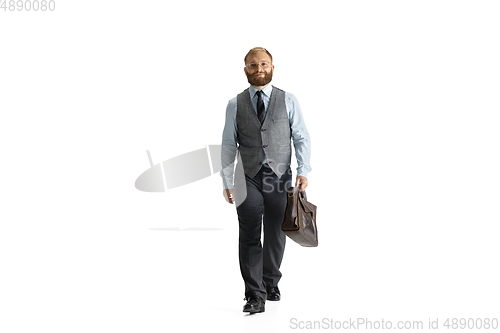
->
xmin=220 ymin=47 xmax=311 ymax=314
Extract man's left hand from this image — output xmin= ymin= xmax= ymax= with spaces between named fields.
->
xmin=295 ymin=176 xmax=308 ymax=191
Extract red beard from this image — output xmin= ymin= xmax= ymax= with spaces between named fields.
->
xmin=246 ymin=69 xmax=273 ymax=87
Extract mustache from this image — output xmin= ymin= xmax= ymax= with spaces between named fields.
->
xmin=251 ymin=71 xmax=271 ymax=78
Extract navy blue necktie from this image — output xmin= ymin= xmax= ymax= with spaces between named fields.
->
xmin=256 ymin=91 xmax=265 ymax=123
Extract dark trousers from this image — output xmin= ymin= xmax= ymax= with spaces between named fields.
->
xmin=235 ymin=164 xmax=292 ymax=299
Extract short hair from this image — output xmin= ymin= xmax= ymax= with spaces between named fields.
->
xmin=244 ymin=47 xmax=273 ymax=65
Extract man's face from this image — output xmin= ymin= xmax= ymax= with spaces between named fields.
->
xmin=244 ymin=52 xmax=274 ymax=87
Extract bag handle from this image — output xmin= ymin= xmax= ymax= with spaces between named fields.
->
xmin=288 ymin=187 xmax=307 ymax=201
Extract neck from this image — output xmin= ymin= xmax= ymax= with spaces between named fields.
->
xmin=251 ymin=83 xmax=270 ymax=91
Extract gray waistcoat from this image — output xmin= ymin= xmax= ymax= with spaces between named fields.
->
xmin=236 ymin=86 xmax=292 ymax=178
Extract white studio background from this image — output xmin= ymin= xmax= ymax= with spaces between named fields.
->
xmin=1 ymin=1 xmax=499 ymax=332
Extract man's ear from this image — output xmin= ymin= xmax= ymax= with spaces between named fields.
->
xmin=244 ymin=67 xmax=248 ymax=75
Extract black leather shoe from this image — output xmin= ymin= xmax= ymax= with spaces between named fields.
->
xmin=243 ymin=292 xmax=265 ymax=313
xmin=266 ymin=286 xmax=281 ymax=301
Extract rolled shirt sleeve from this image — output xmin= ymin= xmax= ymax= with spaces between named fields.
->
xmin=220 ymin=98 xmax=238 ymax=189
xmin=286 ymin=92 xmax=312 ymax=178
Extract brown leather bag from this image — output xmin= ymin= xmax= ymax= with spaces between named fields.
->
xmin=281 ymin=187 xmax=318 ymax=247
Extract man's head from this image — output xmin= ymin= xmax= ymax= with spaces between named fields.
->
xmin=244 ymin=47 xmax=274 ymax=88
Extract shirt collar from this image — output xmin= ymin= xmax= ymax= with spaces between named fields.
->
xmin=249 ymin=84 xmax=273 ymax=99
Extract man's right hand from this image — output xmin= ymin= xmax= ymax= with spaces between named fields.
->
xmin=223 ymin=189 xmax=235 ymax=204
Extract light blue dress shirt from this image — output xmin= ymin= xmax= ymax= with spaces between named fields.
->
xmin=220 ymin=85 xmax=312 ymax=189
